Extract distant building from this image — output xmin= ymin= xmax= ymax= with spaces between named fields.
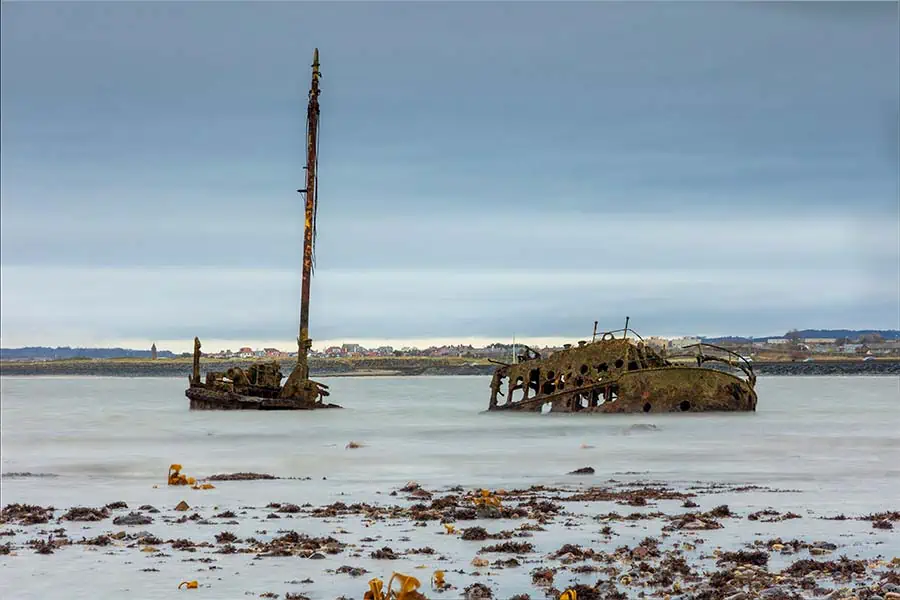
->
xmin=238 ymin=346 xmax=254 ymax=358
xmin=803 ymin=338 xmax=837 ymax=344
xmin=150 ymin=343 xmax=158 ymax=360
xmin=668 ymin=336 xmax=701 ymax=350
xmin=342 ymin=343 xmax=364 ymax=354
xmin=645 ymin=337 xmax=669 ymax=350
xmin=766 ymin=338 xmax=790 ymax=345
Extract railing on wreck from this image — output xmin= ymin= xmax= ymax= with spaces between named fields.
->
xmin=595 ymin=328 xmax=646 ymax=342
xmin=669 ymin=342 xmax=757 ymax=384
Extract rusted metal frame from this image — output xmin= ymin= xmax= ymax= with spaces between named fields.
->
xmin=499 ymin=376 xmax=621 ymax=409
xmin=296 ymin=49 xmax=321 ymax=378
xmin=681 ymin=343 xmax=755 ymax=380
xmin=598 ymin=328 xmax=646 ymax=342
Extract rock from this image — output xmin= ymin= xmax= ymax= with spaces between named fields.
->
xmin=725 ymin=593 xmax=749 ymax=600
xmin=112 ymin=512 xmax=153 ymax=526
xmin=812 ymin=541 xmax=837 ymax=550
xmin=475 ymin=505 xmax=501 ymax=519
xmin=568 ymin=467 xmax=595 ymax=475
xmin=884 ymin=593 xmax=900 ymax=600
xmin=464 ymin=582 xmax=493 ymax=599
xmin=175 ymin=501 xmax=190 ymax=512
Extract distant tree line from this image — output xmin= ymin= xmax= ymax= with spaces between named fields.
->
xmin=0 ymin=347 xmax=176 ymax=360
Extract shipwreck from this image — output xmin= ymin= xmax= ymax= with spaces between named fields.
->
xmin=185 ymin=49 xmax=340 ymax=411
xmin=487 ymin=319 xmax=758 ymax=414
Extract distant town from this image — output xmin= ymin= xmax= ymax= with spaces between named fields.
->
xmin=3 ymin=329 xmax=898 ymax=362
xmin=198 ymin=331 xmax=900 ymax=361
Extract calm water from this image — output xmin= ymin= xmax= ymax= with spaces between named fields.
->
xmin=2 ymin=375 xmax=898 ymax=495
xmin=1 ymin=375 xmax=898 ymax=599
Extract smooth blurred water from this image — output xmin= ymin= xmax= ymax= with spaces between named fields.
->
xmin=2 ymin=375 xmax=899 ymax=496
xmin=1 ymin=375 xmax=899 ymax=600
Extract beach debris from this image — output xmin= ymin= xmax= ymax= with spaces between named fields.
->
xmin=192 ymin=483 xmax=215 ymax=490
xmin=443 ymin=524 xmax=457 ymax=535
xmin=346 ymin=441 xmax=364 ymax=449
xmin=175 ymin=501 xmax=190 ymax=512
xmin=371 ymin=546 xmax=399 ymax=560
xmin=479 ymin=541 xmax=534 ymax=554
xmin=60 ymin=506 xmax=109 ymax=521
xmin=178 ymin=580 xmax=199 ymax=590
xmin=335 ymin=565 xmax=369 ymax=577
xmin=112 ymin=512 xmax=153 ymax=526
xmin=432 ymin=570 xmax=450 ymax=590
xmin=463 ymin=582 xmax=493 ymax=599
xmin=471 ymin=489 xmax=502 ymax=508
xmin=387 ymin=572 xmax=424 ymax=599
xmin=207 ymin=472 xmax=278 ymax=481
xmin=1 ymin=504 xmax=54 ymax=525
xmin=559 ymin=591 xmax=577 ymax=600
xmin=168 ymin=464 xmax=196 ymax=486
xmin=461 ymin=526 xmax=490 ymax=541
xmin=364 ymin=578 xmax=384 ymax=600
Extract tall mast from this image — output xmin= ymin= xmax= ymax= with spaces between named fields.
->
xmin=296 ymin=48 xmax=321 ymax=377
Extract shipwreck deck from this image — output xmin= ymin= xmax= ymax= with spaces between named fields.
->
xmin=185 ymin=385 xmax=341 ymax=411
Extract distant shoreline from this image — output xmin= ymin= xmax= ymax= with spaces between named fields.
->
xmin=1 ymin=356 xmax=899 ymax=377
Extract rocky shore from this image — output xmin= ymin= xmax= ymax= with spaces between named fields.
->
xmin=1 ymin=357 xmax=898 ymax=378
xmin=1 ymin=475 xmax=897 ymax=599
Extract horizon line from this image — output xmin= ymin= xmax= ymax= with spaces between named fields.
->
xmin=4 ymin=328 xmax=899 ymax=355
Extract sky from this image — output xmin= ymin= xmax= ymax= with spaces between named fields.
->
xmin=1 ymin=1 xmax=898 ymax=353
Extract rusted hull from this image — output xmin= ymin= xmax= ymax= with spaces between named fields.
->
xmin=489 ymin=367 xmax=756 ymax=414
xmin=487 ymin=331 xmax=759 ymax=415
xmin=185 ymin=385 xmax=341 ymax=411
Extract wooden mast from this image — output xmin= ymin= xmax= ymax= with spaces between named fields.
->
xmin=296 ymin=48 xmax=321 ymax=379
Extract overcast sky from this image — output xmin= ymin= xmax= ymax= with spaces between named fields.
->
xmin=2 ymin=1 xmax=898 ymax=352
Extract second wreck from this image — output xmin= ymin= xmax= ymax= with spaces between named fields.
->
xmin=487 ymin=322 xmax=758 ymax=414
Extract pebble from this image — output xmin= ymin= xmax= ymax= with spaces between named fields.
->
xmin=884 ymin=593 xmax=900 ymax=600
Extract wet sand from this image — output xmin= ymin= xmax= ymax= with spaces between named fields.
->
xmin=2 ymin=475 xmax=897 ymax=599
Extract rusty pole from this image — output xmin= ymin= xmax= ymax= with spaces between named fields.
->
xmin=296 ymin=48 xmax=321 ymax=379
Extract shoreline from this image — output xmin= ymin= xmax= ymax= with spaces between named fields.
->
xmin=1 ymin=356 xmax=899 ymax=378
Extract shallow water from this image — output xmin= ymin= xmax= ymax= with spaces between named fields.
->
xmin=1 ymin=375 xmax=898 ymax=598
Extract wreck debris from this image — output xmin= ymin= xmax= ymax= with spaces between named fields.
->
xmin=487 ymin=321 xmax=758 ymax=414
xmin=184 ymin=49 xmax=340 ymax=412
